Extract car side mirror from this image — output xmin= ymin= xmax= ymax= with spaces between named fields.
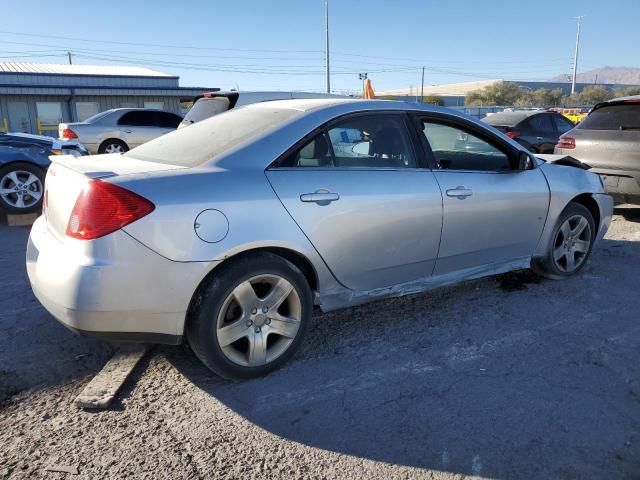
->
xmin=518 ymin=151 xmax=534 ymax=170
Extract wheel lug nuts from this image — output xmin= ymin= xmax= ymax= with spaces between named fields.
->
xmin=251 ymin=307 xmax=257 ymax=314
xmin=246 ymin=320 xmax=253 ymax=327
xmin=265 ymin=318 xmax=271 ymax=325
xmin=262 ymin=306 xmax=268 ymax=313
xmin=255 ymin=326 xmax=261 ymax=333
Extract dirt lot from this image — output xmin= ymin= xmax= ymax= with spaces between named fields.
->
xmin=1 ymin=207 xmax=639 ymax=480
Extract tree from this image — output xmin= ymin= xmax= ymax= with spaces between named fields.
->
xmin=613 ymin=86 xmax=640 ymax=98
xmin=464 ymin=82 xmax=527 ymax=106
xmin=530 ymin=88 xmax=564 ymax=106
xmin=575 ymin=86 xmax=614 ymax=105
xmin=422 ymin=95 xmax=444 ymax=106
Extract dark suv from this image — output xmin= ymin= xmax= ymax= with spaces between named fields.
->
xmin=555 ymin=96 xmax=640 ymax=203
xmin=483 ymin=110 xmax=575 ymax=153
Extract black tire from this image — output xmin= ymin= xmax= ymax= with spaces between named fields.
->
xmin=186 ymin=252 xmax=313 ymax=380
xmin=0 ymin=162 xmax=45 ymax=214
xmin=532 ymin=202 xmax=596 ymax=280
xmin=98 ymin=139 xmax=128 ymax=154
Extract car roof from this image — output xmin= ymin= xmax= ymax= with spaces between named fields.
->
xmin=593 ymin=94 xmax=640 ymax=111
xmin=483 ymin=110 xmax=549 ymax=126
xmin=240 ymin=98 xmax=457 ymax=115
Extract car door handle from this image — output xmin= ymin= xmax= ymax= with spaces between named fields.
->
xmin=300 ymin=192 xmax=340 ymax=204
xmin=536 ymin=136 xmax=544 ymax=141
xmin=123 ymin=129 xmax=133 ymax=134
xmin=446 ymin=187 xmax=473 ymax=199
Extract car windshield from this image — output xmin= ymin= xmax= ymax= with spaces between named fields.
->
xmin=125 ymin=105 xmax=303 ymax=166
xmin=577 ymin=103 xmax=640 ymax=130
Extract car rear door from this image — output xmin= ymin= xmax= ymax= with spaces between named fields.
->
xmin=117 ymin=111 xmax=163 ymax=148
xmin=520 ymin=114 xmax=557 ymax=153
xmin=266 ymin=112 xmax=443 ymax=292
xmin=416 ymin=114 xmax=549 ymax=275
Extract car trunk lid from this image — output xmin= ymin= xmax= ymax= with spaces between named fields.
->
xmin=44 ymin=153 xmax=184 ymax=238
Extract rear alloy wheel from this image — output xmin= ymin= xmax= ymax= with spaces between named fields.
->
xmin=186 ymin=253 xmax=312 ymax=379
xmin=99 ymin=139 xmax=128 ymax=154
xmin=533 ymin=202 xmax=595 ymax=279
xmin=0 ymin=163 xmax=45 ymax=214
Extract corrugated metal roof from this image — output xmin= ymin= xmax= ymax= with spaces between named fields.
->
xmin=0 ymin=62 xmax=175 ymax=78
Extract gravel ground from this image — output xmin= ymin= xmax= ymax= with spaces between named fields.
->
xmin=1 ymin=207 xmax=640 ymax=479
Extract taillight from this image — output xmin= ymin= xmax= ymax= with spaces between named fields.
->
xmin=557 ymin=136 xmax=576 ymax=149
xmin=505 ymin=130 xmax=520 ymax=139
xmin=66 ymin=180 xmax=155 ymax=240
xmin=61 ymin=128 xmax=78 ymax=139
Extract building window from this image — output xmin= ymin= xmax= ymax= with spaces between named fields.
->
xmin=75 ymin=102 xmax=99 ymax=122
xmin=144 ymin=101 xmax=164 ymax=110
xmin=120 ymin=102 xmax=138 ymax=108
xmin=36 ymin=102 xmax=63 ymax=137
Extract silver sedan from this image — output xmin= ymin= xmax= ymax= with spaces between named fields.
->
xmin=27 ymin=99 xmax=613 ymax=379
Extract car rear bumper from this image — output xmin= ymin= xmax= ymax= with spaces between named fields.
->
xmin=26 ymin=216 xmax=214 ymax=344
xmin=593 ymin=193 xmax=613 ymax=242
xmin=591 ymin=168 xmax=640 ymax=203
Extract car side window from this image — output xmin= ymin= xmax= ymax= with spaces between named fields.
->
xmin=326 ymin=115 xmax=416 ymax=168
xmin=421 ymin=121 xmax=512 ymax=172
xmin=118 ymin=111 xmax=155 ymax=127
xmin=277 ymin=114 xmax=417 ymax=169
xmin=279 ymin=133 xmax=334 ymax=168
xmin=155 ymin=112 xmax=182 ymax=128
xmin=524 ymin=114 xmax=554 ymax=132
xmin=553 ymin=115 xmax=575 ymax=134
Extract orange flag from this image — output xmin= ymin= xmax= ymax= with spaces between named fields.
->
xmin=364 ymin=79 xmax=375 ymax=99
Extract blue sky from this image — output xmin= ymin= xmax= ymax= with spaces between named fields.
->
xmin=1 ymin=0 xmax=638 ymax=93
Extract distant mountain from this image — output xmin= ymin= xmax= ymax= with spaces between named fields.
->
xmin=549 ymin=67 xmax=640 ymax=85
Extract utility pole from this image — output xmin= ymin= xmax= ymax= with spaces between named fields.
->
xmin=420 ymin=67 xmax=425 ymax=103
xmin=324 ymin=0 xmax=330 ymax=94
xmin=67 ymin=51 xmax=73 ymax=65
xmin=571 ymin=15 xmax=585 ymax=95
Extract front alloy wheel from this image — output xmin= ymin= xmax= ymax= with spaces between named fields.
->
xmin=0 ymin=164 xmax=44 ymax=214
xmin=552 ymin=215 xmax=592 ymax=273
xmin=532 ymin=202 xmax=596 ymax=279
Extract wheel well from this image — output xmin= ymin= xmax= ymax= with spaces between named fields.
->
xmin=570 ymin=193 xmax=600 ymax=228
xmin=99 ymin=138 xmax=128 ymax=149
xmin=184 ymin=247 xmax=319 ymax=337
xmin=191 ymin=247 xmax=319 ymax=304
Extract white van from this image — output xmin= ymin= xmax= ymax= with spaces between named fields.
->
xmin=178 ymin=91 xmax=350 ymax=128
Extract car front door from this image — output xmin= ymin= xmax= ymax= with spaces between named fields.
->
xmin=266 ymin=113 xmax=443 ymax=292
xmin=417 ymin=115 xmax=549 ymax=276
xmin=117 ymin=111 xmax=162 ymax=148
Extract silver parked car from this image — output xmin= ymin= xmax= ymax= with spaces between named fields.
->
xmin=28 ymin=99 xmax=612 ymax=379
xmin=555 ymin=95 xmax=640 ymax=203
xmin=59 ymin=108 xmax=183 ymax=154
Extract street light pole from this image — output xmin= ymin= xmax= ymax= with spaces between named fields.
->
xmin=324 ymin=0 xmax=330 ymax=94
xmin=571 ymin=15 xmax=585 ymax=95
xmin=359 ymin=72 xmax=368 ymax=97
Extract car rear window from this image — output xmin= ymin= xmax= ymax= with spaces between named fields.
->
xmin=577 ymin=103 xmax=640 ymax=130
xmin=180 ymin=97 xmax=230 ymax=126
xmin=125 ymin=105 xmax=303 ymax=167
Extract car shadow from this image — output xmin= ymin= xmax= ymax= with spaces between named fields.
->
xmin=0 ymin=226 xmax=114 ymax=404
xmin=614 ymin=205 xmax=640 ymax=223
xmin=166 ymin=238 xmax=640 ymax=479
